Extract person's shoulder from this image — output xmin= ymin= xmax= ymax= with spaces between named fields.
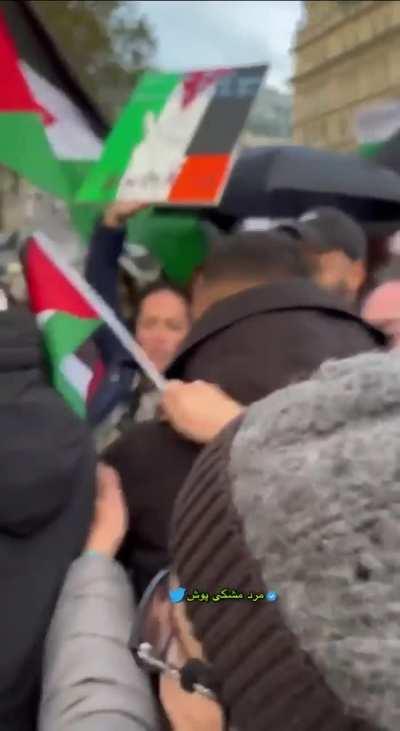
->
xmin=105 ymin=414 xmax=201 ymax=464
xmin=102 ymin=417 xmax=188 ymax=465
xmin=102 ymin=418 xmax=154 ymax=460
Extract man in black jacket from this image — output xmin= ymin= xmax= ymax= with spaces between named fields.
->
xmin=105 ymin=230 xmax=386 ymax=597
xmin=0 ymin=303 xmax=96 ymax=731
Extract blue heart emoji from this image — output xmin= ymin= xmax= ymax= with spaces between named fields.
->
xmin=169 ymin=587 xmax=186 ymax=604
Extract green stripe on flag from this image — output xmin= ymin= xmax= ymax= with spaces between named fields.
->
xmin=359 ymin=142 xmax=385 ymax=159
xmin=77 ymin=72 xmax=181 ymax=205
xmin=41 ymin=311 xmax=100 ymax=363
xmin=40 ymin=311 xmax=101 ymax=418
xmin=61 ymin=160 xmax=96 ymax=195
xmin=0 ymin=112 xmax=71 ymax=200
xmin=69 ymin=202 xmax=103 ymax=245
xmin=57 ymin=369 xmax=87 ymax=419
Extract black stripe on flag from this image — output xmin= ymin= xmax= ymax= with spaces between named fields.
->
xmin=186 ymin=64 xmax=267 ymax=156
xmin=75 ymin=337 xmax=100 ymax=372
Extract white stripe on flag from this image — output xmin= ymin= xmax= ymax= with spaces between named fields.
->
xmin=60 ymin=353 xmax=93 ymax=400
xmin=30 ymin=232 xmax=166 ymax=392
xmin=20 ymin=62 xmax=102 ymax=160
xmin=37 ymin=309 xmax=56 ymax=327
xmin=118 ymin=80 xmax=215 ymax=202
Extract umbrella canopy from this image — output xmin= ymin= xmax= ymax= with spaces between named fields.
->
xmin=372 ymin=131 xmax=400 ymax=176
xmin=219 ymin=145 xmax=400 ymax=222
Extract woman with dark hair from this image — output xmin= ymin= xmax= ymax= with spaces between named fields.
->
xmin=86 ymin=201 xmax=191 ymax=448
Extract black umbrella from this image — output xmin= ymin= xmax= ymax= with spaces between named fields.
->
xmin=218 ymin=145 xmax=400 ymax=223
xmin=372 ymin=131 xmax=400 ymax=176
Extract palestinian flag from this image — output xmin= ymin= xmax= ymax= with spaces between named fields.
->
xmin=125 ymin=207 xmax=211 ymax=285
xmin=78 ymin=64 xmax=267 ymax=207
xmin=23 ymin=233 xmax=163 ymax=420
xmin=0 ymin=1 xmax=106 ymax=200
xmin=355 ymin=99 xmax=400 ymax=159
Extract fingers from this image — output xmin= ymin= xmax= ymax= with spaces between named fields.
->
xmin=86 ymin=463 xmax=127 ymax=557
xmin=103 ymin=200 xmax=150 ymax=228
xmin=159 ymin=379 xmax=244 ymax=444
xmin=163 ymin=379 xmax=185 ymax=392
xmin=96 ymin=463 xmax=122 ymax=499
xmin=161 ymin=380 xmax=185 ymax=409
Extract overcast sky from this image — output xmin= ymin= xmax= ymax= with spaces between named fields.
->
xmin=138 ymin=1 xmax=303 ymax=91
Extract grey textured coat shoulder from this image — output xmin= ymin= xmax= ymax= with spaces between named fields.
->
xmin=230 ymin=350 xmax=400 ymax=731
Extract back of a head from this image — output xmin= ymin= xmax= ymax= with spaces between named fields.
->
xmin=190 ymin=230 xmax=312 ymax=319
xmin=200 ymin=230 xmax=311 ymax=287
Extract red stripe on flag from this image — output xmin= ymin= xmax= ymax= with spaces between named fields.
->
xmin=87 ymin=357 xmax=106 ymax=401
xmin=25 ymin=238 xmax=99 ymax=319
xmin=0 ymin=11 xmax=54 ymax=125
xmin=182 ymin=68 xmax=231 ymax=108
xmin=168 ymin=154 xmax=231 ymax=204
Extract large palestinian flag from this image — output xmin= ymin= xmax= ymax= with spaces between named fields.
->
xmin=0 ymin=0 xmax=106 ymax=200
xmin=78 ymin=64 xmax=267 ymax=207
xmin=23 ymin=233 xmax=163 ymax=420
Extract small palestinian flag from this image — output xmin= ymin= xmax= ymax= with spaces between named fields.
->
xmin=78 ymin=64 xmax=267 ymax=207
xmin=355 ymin=99 xmax=400 ymax=159
xmin=0 ymin=1 xmax=105 ymax=199
xmin=23 ymin=233 xmax=164 ymax=420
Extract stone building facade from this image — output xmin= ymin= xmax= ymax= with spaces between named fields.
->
xmin=292 ymin=0 xmax=400 ymax=151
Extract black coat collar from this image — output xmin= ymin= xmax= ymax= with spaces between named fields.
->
xmin=168 ymin=279 xmax=386 ymax=377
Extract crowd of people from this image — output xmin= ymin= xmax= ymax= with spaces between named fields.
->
xmin=2 ymin=199 xmax=400 ymax=731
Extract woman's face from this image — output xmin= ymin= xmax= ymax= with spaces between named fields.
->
xmin=159 ymin=576 xmax=224 ymax=731
xmin=135 ymin=290 xmax=190 ymax=373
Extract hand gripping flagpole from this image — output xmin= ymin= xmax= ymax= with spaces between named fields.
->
xmin=27 ymin=232 xmax=166 ymax=392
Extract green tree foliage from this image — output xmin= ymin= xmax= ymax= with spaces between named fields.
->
xmin=30 ymin=0 xmax=156 ymax=121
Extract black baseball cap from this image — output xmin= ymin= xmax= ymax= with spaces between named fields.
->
xmin=278 ymin=207 xmax=367 ymax=263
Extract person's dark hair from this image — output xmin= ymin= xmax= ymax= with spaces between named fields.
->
xmin=279 ymin=208 xmax=367 ymax=263
xmin=199 ymin=231 xmax=312 ymax=285
xmin=137 ymin=281 xmax=190 ymax=312
xmin=133 ymin=281 xmax=190 ymax=332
